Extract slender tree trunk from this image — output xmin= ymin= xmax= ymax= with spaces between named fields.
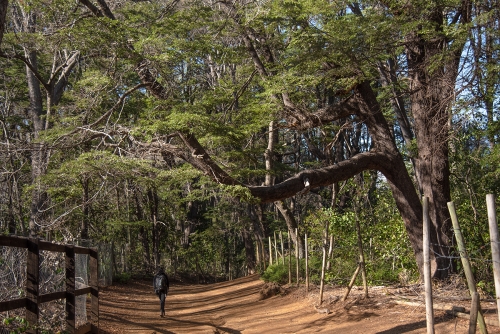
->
xmin=81 ymin=177 xmax=90 ymax=240
xmin=138 ymin=225 xmax=151 ymax=273
xmin=6 ymin=177 xmax=16 ymax=234
xmin=275 ymin=201 xmax=304 ymax=258
xmin=14 ymin=5 xmax=79 ymax=237
xmin=242 ymin=227 xmax=256 ymax=274
xmin=224 ymin=231 xmax=230 ymax=279
xmin=354 ymin=209 xmax=368 ymax=298
xmin=148 ymin=189 xmax=160 ymax=267
xmin=13 ymin=7 xmax=49 ymax=237
xmin=25 ymin=46 xmax=47 ymax=236
xmin=0 ymin=0 xmax=7 ymax=47
xmin=134 ymin=188 xmax=151 ymax=273
xmin=249 ymin=204 xmax=266 ymax=268
xmin=264 ymin=121 xmax=305 ymax=256
xmin=9 ymin=171 xmax=26 ymax=235
xmin=121 ymin=244 xmax=126 ymax=272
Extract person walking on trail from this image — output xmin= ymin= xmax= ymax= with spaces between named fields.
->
xmin=153 ymin=267 xmax=170 ymax=317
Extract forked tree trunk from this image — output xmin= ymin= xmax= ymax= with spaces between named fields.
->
xmin=403 ymin=6 xmax=468 ymax=277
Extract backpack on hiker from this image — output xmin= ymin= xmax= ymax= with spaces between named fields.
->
xmin=154 ymin=273 xmax=168 ymax=294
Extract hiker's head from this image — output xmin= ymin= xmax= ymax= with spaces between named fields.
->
xmin=156 ymin=266 xmax=164 ymax=275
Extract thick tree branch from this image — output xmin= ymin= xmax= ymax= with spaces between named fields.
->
xmin=78 ymin=0 xmax=114 ymax=19
xmin=95 ymin=0 xmax=115 ymax=20
xmin=78 ymin=0 xmax=104 ymax=17
xmin=177 ymin=132 xmax=241 ymax=186
xmin=51 ymin=51 xmax=81 ymax=104
xmin=248 ymin=151 xmax=384 ymax=203
xmin=136 ymin=59 xmax=170 ymax=100
xmin=119 ymin=126 xmax=389 ymax=205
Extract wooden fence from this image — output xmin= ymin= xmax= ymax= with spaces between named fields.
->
xmin=0 ymin=236 xmax=98 ymax=334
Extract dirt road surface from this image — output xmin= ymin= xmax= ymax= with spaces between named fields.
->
xmin=99 ymin=274 xmax=500 ymax=333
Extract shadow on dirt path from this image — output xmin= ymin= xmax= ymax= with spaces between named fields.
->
xmin=99 ymin=274 xmax=500 ymax=334
xmin=100 ymin=275 xmax=261 ymax=334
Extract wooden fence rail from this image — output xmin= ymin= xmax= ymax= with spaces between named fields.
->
xmin=0 ymin=236 xmax=98 ymax=334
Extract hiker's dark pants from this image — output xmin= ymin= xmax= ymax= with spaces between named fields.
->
xmin=158 ymin=291 xmax=166 ymax=313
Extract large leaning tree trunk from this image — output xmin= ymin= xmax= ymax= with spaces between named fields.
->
xmin=404 ymin=3 xmax=471 ymax=278
xmin=169 ymin=0 xmax=469 ymax=278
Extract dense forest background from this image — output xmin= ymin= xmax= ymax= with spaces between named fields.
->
xmin=0 ymin=0 xmax=499 ymax=289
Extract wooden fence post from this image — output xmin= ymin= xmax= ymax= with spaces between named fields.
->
xmin=0 ymin=237 xmax=99 ymax=333
xmin=470 ymin=292 xmax=480 ymax=334
xmin=280 ymin=231 xmax=284 ymax=265
xmin=448 ymin=201 xmax=488 ymax=334
xmin=261 ymin=238 xmax=266 ymax=270
xmin=423 ymin=197 xmax=434 ymax=334
xmin=326 ymin=235 xmax=333 ymax=271
xmin=486 ymin=194 xmax=500 ymax=327
xmin=274 ymin=232 xmax=278 ymax=264
xmin=342 ymin=263 xmax=361 ymax=301
xmin=288 ymin=231 xmax=291 ymax=285
xmin=319 ymin=231 xmax=327 ymax=304
xmin=255 ymin=241 xmax=260 ymax=272
xmin=268 ymin=237 xmax=272 ymax=266
xmin=26 ymin=238 xmax=39 ymax=334
xmin=295 ymin=228 xmax=299 ymax=286
xmin=305 ymin=233 xmax=309 ymax=293
xmin=66 ymin=245 xmax=76 ymax=333
xmin=354 ymin=213 xmax=368 ymax=298
xmin=90 ymin=248 xmax=99 ymax=333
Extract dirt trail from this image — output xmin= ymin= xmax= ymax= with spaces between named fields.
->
xmin=99 ymin=274 xmax=500 ymax=334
